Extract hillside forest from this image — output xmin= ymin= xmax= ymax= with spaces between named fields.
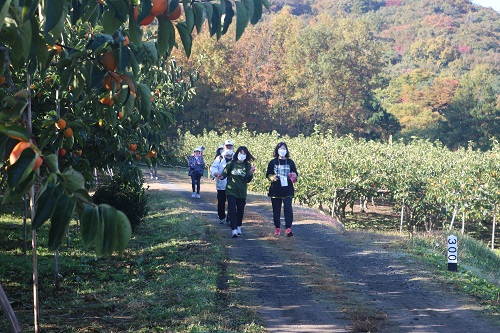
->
xmin=167 ymin=0 xmax=500 ymax=151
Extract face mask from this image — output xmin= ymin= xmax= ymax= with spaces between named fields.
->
xmin=237 ymin=153 xmax=246 ymax=161
xmin=225 ymin=149 xmax=233 ymax=157
xmin=278 ymin=149 xmax=287 ymax=157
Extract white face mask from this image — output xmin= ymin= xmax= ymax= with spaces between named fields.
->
xmin=225 ymin=149 xmax=233 ymax=157
xmin=237 ymin=153 xmax=246 ymax=161
xmin=278 ymin=149 xmax=287 ymax=157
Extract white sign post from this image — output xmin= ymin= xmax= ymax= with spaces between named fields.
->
xmin=447 ymin=235 xmax=458 ymax=271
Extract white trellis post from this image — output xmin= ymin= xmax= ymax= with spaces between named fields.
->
xmin=492 ymin=203 xmax=497 ymax=250
xmin=461 ymin=211 xmax=465 ymax=235
xmin=449 ymin=204 xmax=458 ymax=230
xmin=399 ymin=198 xmax=405 ymax=233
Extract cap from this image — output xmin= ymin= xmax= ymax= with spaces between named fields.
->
xmin=224 ymin=140 xmax=234 ymax=146
xmin=194 ymin=147 xmax=201 ymax=152
xmin=218 ymin=145 xmax=224 ymax=149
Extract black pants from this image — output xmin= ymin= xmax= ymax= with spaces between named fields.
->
xmin=227 ymin=195 xmax=246 ymax=230
xmin=191 ymin=174 xmax=202 ymax=193
xmin=271 ymin=197 xmax=293 ymax=229
xmin=217 ymin=190 xmax=227 ymax=220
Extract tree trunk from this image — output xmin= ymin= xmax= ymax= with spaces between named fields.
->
xmin=28 ymin=73 xmax=39 ymax=333
xmin=0 ymin=281 xmax=22 ymax=333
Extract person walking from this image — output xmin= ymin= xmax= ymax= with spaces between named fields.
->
xmin=188 ymin=147 xmax=205 ymax=198
xmin=217 ymin=146 xmax=256 ymax=238
xmin=265 ymin=142 xmax=298 ymax=237
xmin=211 ymin=140 xmax=235 ymax=225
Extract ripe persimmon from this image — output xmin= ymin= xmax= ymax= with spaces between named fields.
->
xmin=100 ymin=95 xmax=114 ymax=106
xmin=0 ymin=76 xmax=5 ymax=85
xmin=139 ymin=14 xmax=156 ymax=25
xmin=9 ymin=141 xmax=31 ymax=165
xmin=63 ymin=128 xmax=73 ymax=138
xmin=129 ymin=143 xmax=137 ymax=151
xmin=58 ymin=148 xmax=66 ymax=157
xmin=75 ymin=149 xmax=82 ymax=157
xmin=56 ymin=118 xmax=67 ymax=130
xmin=118 ymin=111 xmax=123 ymax=120
xmin=101 ymin=51 xmax=117 ymax=71
xmin=9 ymin=141 xmax=43 ymax=171
xmin=133 ymin=6 xmax=139 ymax=20
xmin=163 ymin=4 xmax=183 ymax=21
xmin=151 ymin=0 xmax=169 ymax=16
xmin=33 ymin=156 xmax=43 ymax=171
xmin=103 ymin=74 xmax=113 ymax=90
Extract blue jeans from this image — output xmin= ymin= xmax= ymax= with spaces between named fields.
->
xmin=191 ymin=174 xmax=201 ymax=193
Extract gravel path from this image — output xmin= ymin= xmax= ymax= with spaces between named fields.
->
xmin=146 ymin=171 xmax=500 ymax=333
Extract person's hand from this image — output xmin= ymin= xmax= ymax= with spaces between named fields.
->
xmin=250 ymin=164 xmax=256 ymax=174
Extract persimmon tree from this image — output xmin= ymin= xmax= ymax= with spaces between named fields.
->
xmin=0 ymin=0 xmax=268 ymax=330
xmin=1 ymin=0 xmax=269 ymax=255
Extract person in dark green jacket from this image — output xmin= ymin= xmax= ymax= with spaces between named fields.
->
xmin=218 ymin=146 xmax=256 ymax=238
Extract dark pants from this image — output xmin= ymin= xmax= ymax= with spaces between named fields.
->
xmin=217 ymin=190 xmax=227 ymax=220
xmin=227 ymin=195 xmax=246 ymax=230
xmin=191 ymin=174 xmax=202 ymax=193
xmin=271 ymin=197 xmax=293 ymax=228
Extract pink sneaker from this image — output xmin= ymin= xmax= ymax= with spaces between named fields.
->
xmin=275 ymin=228 xmax=280 ymax=235
xmin=285 ymin=228 xmax=293 ymax=237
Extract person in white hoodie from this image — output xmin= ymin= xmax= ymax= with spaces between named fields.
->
xmin=211 ymin=140 xmax=234 ymax=224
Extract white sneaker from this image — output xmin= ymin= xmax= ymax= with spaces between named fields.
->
xmin=237 ymin=226 xmax=242 ymax=235
xmin=231 ymin=229 xmax=238 ymax=238
xmin=196 ymin=193 xmax=201 ymax=198
xmin=191 ymin=192 xmax=196 ymax=198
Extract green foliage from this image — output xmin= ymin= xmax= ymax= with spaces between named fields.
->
xmin=92 ymin=173 xmax=149 ymax=231
xmin=178 ymin=129 xmax=500 ymax=247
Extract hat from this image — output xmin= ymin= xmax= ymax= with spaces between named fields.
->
xmin=224 ymin=140 xmax=234 ymax=146
xmin=194 ymin=147 xmax=201 ymax=152
xmin=218 ymin=145 xmax=224 ymax=149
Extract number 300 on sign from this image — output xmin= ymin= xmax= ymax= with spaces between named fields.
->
xmin=447 ymin=235 xmax=458 ymax=263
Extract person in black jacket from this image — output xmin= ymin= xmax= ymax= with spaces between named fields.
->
xmin=265 ymin=142 xmax=298 ymax=237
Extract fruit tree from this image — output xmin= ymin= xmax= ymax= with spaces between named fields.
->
xmin=0 ymin=0 xmax=268 ymax=329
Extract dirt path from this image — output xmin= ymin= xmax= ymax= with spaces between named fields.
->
xmin=145 ymin=170 xmax=500 ymax=333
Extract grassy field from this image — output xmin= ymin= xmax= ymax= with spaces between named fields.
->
xmin=1 ymin=173 xmax=499 ymax=332
xmin=0 ymin=189 xmax=264 ymax=332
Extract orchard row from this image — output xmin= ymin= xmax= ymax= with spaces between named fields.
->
xmin=177 ymin=129 xmax=500 ymax=239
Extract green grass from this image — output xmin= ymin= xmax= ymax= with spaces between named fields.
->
xmin=1 ymin=179 xmax=499 ymax=331
xmin=400 ymin=231 xmax=500 ymax=314
xmin=0 ymin=190 xmax=264 ymax=332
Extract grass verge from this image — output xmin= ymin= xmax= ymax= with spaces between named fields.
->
xmin=395 ymin=231 xmax=500 ymax=315
xmin=0 ymin=189 xmax=264 ymax=332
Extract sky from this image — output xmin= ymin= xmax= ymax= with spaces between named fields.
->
xmin=472 ymin=0 xmax=500 ymax=12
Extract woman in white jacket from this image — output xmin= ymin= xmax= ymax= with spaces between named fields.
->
xmin=211 ymin=141 xmax=234 ymax=224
